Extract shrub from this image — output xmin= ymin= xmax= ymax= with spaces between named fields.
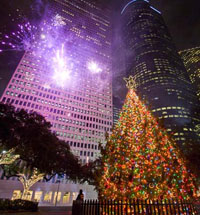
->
xmin=0 ymin=199 xmax=38 ymax=212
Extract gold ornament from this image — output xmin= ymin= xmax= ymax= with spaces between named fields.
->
xmin=171 ymin=192 xmax=176 ymax=198
xmin=156 ymin=184 xmax=160 ymax=189
xmin=149 ymin=183 xmax=154 ymax=188
xmin=122 ymin=165 xmax=126 ymax=169
xmin=123 ymin=76 xmax=137 ymax=90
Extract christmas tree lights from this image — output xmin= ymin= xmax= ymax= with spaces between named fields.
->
xmin=0 ymin=148 xmax=20 ymax=165
xmin=98 ymin=76 xmax=198 ymax=200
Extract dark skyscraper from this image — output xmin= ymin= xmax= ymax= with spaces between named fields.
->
xmin=112 ymin=96 xmax=122 ymax=126
xmin=121 ymin=0 xmax=200 ymax=145
xmin=179 ymin=47 xmax=200 ymax=100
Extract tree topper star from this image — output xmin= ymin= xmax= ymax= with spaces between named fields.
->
xmin=124 ymin=76 xmax=137 ymax=90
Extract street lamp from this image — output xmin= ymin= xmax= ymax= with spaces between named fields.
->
xmin=55 ymin=179 xmax=61 ymax=206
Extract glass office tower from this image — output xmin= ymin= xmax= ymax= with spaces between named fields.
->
xmin=180 ymin=47 xmax=200 ymax=100
xmin=121 ymin=0 xmax=200 ymax=145
xmin=0 ymin=0 xmax=112 ymax=205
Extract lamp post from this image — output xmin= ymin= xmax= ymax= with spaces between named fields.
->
xmin=55 ymin=179 xmax=61 ymax=206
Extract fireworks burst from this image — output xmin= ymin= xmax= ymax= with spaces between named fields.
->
xmin=52 ymin=14 xmax=66 ymax=27
xmin=0 ymin=11 xmax=106 ymax=90
xmin=1 ymin=22 xmax=38 ymax=52
xmin=88 ymin=61 xmax=102 ymax=74
xmin=52 ymin=44 xmax=72 ymax=88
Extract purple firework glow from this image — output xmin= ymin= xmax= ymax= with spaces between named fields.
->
xmin=52 ymin=14 xmax=66 ymax=27
xmin=87 ymin=61 xmax=102 ymax=74
xmin=1 ymin=22 xmax=37 ymax=52
xmin=0 ymin=14 xmax=105 ymax=89
xmin=52 ymin=44 xmax=72 ymax=88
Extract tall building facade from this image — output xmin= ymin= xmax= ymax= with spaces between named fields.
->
xmin=179 ymin=47 xmax=200 ymax=99
xmin=120 ymin=0 xmax=200 ymax=145
xmin=112 ymin=96 xmax=122 ymax=126
xmin=0 ymin=0 xmax=112 ymax=205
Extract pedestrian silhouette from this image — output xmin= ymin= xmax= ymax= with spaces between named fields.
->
xmin=76 ymin=189 xmax=84 ymax=201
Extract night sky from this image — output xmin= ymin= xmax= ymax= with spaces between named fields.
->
xmin=0 ymin=0 xmax=200 ymax=96
xmin=151 ymin=0 xmax=200 ymax=50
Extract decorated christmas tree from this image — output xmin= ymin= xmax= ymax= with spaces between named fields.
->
xmin=98 ymin=76 xmax=198 ymax=200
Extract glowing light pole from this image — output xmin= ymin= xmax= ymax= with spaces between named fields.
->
xmin=55 ymin=179 xmax=61 ymax=206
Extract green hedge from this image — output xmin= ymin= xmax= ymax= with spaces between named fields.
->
xmin=0 ymin=199 xmax=38 ymax=212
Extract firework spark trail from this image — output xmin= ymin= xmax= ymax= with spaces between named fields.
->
xmin=0 ymin=13 xmax=106 ymax=89
xmin=0 ymin=13 xmax=66 ymax=53
xmin=1 ymin=22 xmax=38 ymax=52
xmin=52 ymin=43 xmax=72 ymax=88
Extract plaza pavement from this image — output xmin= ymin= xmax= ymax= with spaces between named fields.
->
xmin=0 ymin=207 xmax=72 ymax=215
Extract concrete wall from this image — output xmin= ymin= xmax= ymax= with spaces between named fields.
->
xmin=0 ymin=179 xmax=97 ymax=206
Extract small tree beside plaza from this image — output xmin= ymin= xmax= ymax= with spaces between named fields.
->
xmin=3 ymin=161 xmax=45 ymax=200
xmin=98 ymin=76 xmax=198 ymax=200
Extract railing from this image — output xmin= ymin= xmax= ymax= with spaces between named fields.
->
xmin=72 ymin=199 xmax=198 ymax=215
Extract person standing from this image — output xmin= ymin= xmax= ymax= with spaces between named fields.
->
xmin=76 ymin=189 xmax=84 ymax=201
